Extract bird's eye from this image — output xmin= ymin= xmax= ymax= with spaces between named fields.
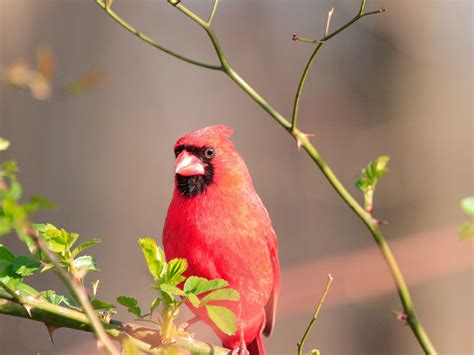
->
xmin=204 ymin=147 xmax=215 ymax=159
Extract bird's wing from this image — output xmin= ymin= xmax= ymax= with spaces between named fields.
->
xmin=263 ymin=228 xmax=280 ymax=337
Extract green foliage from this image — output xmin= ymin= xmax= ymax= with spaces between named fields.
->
xmin=459 ymin=196 xmax=474 ymax=240
xmin=355 ymin=156 xmax=390 ymax=212
xmin=116 ymin=238 xmax=240 ymax=341
xmin=117 ymin=296 xmax=142 ymax=318
xmin=355 ymin=155 xmax=390 ymax=193
xmin=34 ymin=223 xmax=100 ymax=276
xmin=1 ymin=140 xmax=239 ymax=347
xmin=205 ymin=305 xmax=237 ymax=336
xmin=0 ymin=243 xmax=40 ymax=296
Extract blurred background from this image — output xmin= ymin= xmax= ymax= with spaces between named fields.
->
xmin=0 ymin=0 xmax=472 ymax=354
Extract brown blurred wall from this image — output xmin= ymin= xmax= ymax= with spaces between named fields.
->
xmin=0 ymin=0 xmax=472 ymax=354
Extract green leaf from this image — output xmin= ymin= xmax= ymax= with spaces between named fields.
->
xmin=63 ymin=230 xmax=79 ymax=249
xmin=12 ymin=256 xmax=41 ymax=276
xmin=0 ymin=244 xmax=15 ymax=263
xmin=73 ymin=255 xmax=98 ymax=271
xmin=91 ymin=299 xmax=116 ymax=310
xmin=159 ymin=284 xmax=186 ymax=297
xmin=16 ymin=283 xmax=40 ymax=297
xmin=150 ymin=298 xmax=161 ymax=314
xmin=187 ymin=293 xmax=200 ymax=308
xmin=117 ymin=296 xmax=142 ymax=318
xmin=163 ymin=258 xmax=187 ymax=285
xmin=184 ymin=276 xmax=228 ymax=295
xmin=6 ymin=180 xmax=22 ymax=200
xmin=461 ymin=197 xmax=474 ymax=216
xmin=23 ymin=196 xmax=55 ymax=214
xmin=199 ymin=288 xmax=240 ymax=305
xmin=41 ymin=290 xmax=65 ymax=305
xmin=63 ymin=296 xmax=81 ymax=310
xmin=72 ymin=238 xmax=100 ymax=258
xmin=355 ymin=155 xmax=390 ymax=192
xmin=138 ymin=238 xmax=165 ymax=280
xmin=205 ymin=305 xmax=237 ymax=335
xmin=0 ymin=138 xmax=10 ymax=151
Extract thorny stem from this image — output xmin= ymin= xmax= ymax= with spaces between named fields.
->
xmin=97 ymin=1 xmax=436 ymax=354
xmin=297 ymin=274 xmax=333 ymax=355
xmin=27 ymin=228 xmax=120 ymax=355
xmin=0 ymin=295 xmax=229 ymax=354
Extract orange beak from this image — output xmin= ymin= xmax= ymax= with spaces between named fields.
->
xmin=175 ymin=150 xmax=206 ymax=176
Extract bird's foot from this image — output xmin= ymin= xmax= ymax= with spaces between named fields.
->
xmin=231 ymin=342 xmax=249 ymax=355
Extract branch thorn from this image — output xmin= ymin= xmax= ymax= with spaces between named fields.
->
xmin=296 ymin=132 xmax=314 ymax=151
xmin=325 ymin=8 xmax=335 ymax=36
xmin=23 ymin=304 xmax=33 ymax=317
xmin=45 ymin=324 xmax=59 ymax=343
xmin=392 ymin=311 xmax=409 ymax=324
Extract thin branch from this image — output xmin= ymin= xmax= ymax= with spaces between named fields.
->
xmin=208 ymin=0 xmax=220 ymax=25
xmin=26 ymin=229 xmax=120 ymax=355
xmin=0 ymin=281 xmax=21 ymax=302
xmin=172 ymin=2 xmax=209 ymax=28
xmin=297 ymin=274 xmax=334 ymax=355
xmin=95 ymin=0 xmax=222 ymax=71
xmin=290 ymin=4 xmax=384 ymax=132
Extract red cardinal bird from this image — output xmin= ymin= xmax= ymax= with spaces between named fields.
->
xmin=163 ymin=125 xmax=280 ymax=354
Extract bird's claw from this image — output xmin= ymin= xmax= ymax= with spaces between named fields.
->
xmin=232 ymin=343 xmax=249 ymax=355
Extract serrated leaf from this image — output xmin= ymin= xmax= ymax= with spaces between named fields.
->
xmin=184 ymin=276 xmax=228 ymax=295
xmin=91 ymin=299 xmax=116 ymax=310
xmin=117 ymin=296 xmax=141 ymax=318
xmin=205 ymin=305 xmax=237 ymax=335
xmin=12 ymin=256 xmax=40 ymax=276
xmin=72 ymin=238 xmax=100 ymax=258
xmin=138 ymin=238 xmax=165 ymax=280
xmin=461 ymin=197 xmax=474 ymax=216
xmin=73 ymin=255 xmax=98 ymax=271
xmin=159 ymin=284 xmax=186 ymax=297
xmin=16 ymin=283 xmax=40 ymax=297
xmin=199 ymin=288 xmax=240 ymax=306
xmin=41 ymin=290 xmax=65 ymax=305
xmin=164 ymin=258 xmax=187 ymax=285
xmin=0 ymin=138 xmax=10 ymax=151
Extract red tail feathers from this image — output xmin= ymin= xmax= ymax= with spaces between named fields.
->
xmin=247 ymin=334 xmax=265 ymax=355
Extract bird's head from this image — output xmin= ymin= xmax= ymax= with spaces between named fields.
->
xmin=173 ymin=125 xmax=250 ymax=198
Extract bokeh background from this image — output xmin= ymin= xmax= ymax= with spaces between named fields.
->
xmin=0 ymin=0 xmax=472 ymax=354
